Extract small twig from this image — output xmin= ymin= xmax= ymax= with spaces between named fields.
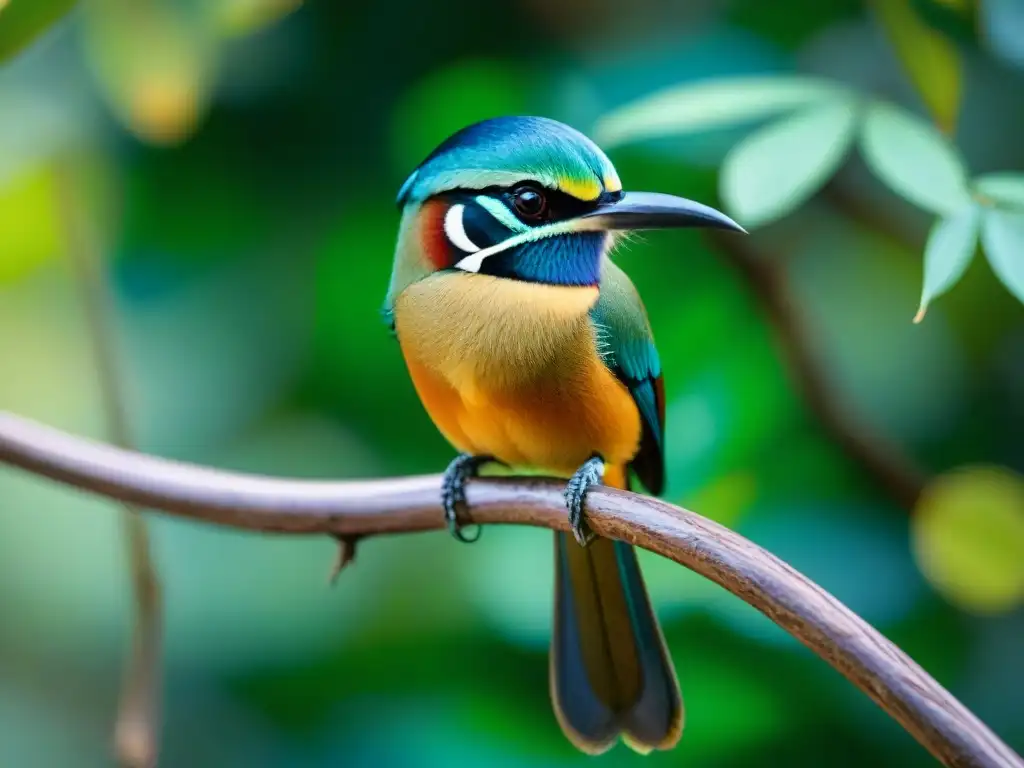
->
xmin=706 ymin=229 xmax=928 ymax=510
xmin=54 ymin=164 xmax=163 ymax=768
xmin=328 ymin=535 xmax=359 ymax=584
xmin=0 ymin=412 xmax=1019 ymax=768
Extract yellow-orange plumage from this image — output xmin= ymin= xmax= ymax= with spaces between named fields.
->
xmin=395 ymin=271 xmax=641 ymax=483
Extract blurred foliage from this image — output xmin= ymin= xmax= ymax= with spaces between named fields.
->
xmin=868 ymin=0 xmax=962 ymax=133
xmin=913 ymin=465 xmax=1024 ymax=613
xmin=215 ymin=0 xmax=302 ymax=38
xmin=979 ymin=0 xmax=1024 ymax=69
xmin=81 ymin=0 xmax=216 ymax=146
xmin=595 ymin=75 xmax=851 ymax=148
xmin=918 ymin=204 xmax=980 ymax=322
xmin=597 ymin=0 xmax=1024 ymax=318
xmin=982 ymin=208 xmax=1024 ymax=305
xmin=721 ymin=97 xmax=858 ymax=227
xmin=1 ymin=1 xmax=1024 ymax=767
xmin=859 ymin=101 xmax=969 ymax=215
xmin=0 ymin=163 xmax=60 ymax=282
xmin=0 ymin=0 xmax=77 ymax=63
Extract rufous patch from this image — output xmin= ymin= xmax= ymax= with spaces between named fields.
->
xmin=418 ymin=199 xmax=452 ymax=270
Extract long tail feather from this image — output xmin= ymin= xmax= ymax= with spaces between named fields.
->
xmin=550 ymin=504 xmax=683 ymax=753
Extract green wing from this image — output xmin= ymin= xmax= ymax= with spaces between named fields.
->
xmin=590 ymin=259 xmax=665 ymax=495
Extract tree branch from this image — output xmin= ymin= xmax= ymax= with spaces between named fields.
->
xmin=707 ymin=230 xmax=929 ymax=510
xmin=0 ymin=413 xmax=1019 ymax=768
xmin=55 ymin=164 xmax=162 ymax=768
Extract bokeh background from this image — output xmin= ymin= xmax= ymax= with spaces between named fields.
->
xmin=2 ymin=0 xmax=1024 ymax=766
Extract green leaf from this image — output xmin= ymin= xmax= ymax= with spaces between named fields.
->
xmin=0 ymin=0 xmax=77 ymax=63
xmin=860 ymin=101 xmax=970 ymax=215
xmin=981 ymin=209 xmax=1024 ymax=304
xmin=82 ymin=0 xmax=215 ymax=145
xmin=720 ymin=98 xmax=858 ymax=228
xmin=0 ymin=163 xmax=61 ymax=284
xmin=211 ymin=0 xmax=301 ymax=38
xmin=975 ymin=172 xmax=1024 ymax=209
xmin=869 ymin=0 xmax=963 ymax=133
xmin=914 ymin=205 xmax=979 ymax=322
xmin=594 ymin=75 xmax=851 ymax=148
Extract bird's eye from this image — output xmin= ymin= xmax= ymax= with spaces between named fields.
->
xmin=511 ymin=185 xmax=548 ymax=220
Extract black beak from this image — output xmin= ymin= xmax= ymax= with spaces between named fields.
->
xmin=579 ymin=191 xmax=746 ymax=233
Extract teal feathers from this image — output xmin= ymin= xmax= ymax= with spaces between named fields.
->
xmin=397 ymin=116 xmax=622 ymax=205
xmin=592 ymin=259 xmax=665 ymax=494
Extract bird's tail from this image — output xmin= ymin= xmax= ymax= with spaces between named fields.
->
xmin=549 ymin=467 xmax=683 ymax=754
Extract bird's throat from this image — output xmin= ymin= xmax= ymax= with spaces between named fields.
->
xmin=394 ymin=272 xmax=600 ymax=387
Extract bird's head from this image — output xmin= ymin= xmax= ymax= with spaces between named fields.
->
xmin=388 ymin=116 xmax=743 ymax=295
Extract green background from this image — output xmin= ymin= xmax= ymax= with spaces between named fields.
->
xmin=1 ymin=1 xmax=1023 ymax=766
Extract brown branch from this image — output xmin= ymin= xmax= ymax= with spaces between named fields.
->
xmin=55 ymin=165 xmax=162 ymax=768
xmin=0 ymin=413 xmax=1019 ymax=768
xmin=707 ymin=230 xmax=928 ymax=510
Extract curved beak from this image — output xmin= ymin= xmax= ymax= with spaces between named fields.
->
xmin=578 ymin=191 xmax=746 ymax=234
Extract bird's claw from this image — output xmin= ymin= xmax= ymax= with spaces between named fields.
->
xmin=564 ymin=456 xmax=605 ymax=547
xmin=441 ymin=453 xmax=492 ymax=543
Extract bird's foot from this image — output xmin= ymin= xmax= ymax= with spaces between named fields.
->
xmin=441 ymin=453 xmax=492 ymax=543
xmin=564 ymin=455 xmax=605 ymax=547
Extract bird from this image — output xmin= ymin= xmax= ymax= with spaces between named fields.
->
xmin=383 ymin=116 xmax=744 ymax=754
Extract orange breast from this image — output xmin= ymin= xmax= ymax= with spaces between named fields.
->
xmin=394 ymin=272 xmax=642 ymax=481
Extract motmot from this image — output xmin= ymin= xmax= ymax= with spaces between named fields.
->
xmin=384 ymin=116 xmax=743 ymax=754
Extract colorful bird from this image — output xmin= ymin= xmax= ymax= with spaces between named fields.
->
xmin=384 ymin=116 xmax=743 ymax=754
